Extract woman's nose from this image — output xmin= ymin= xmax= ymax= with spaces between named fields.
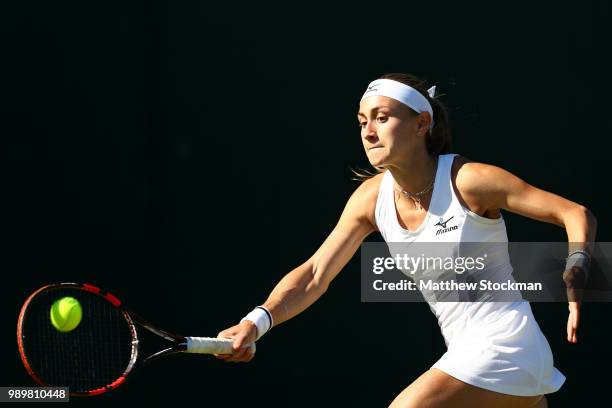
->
xmin=362 ymin=125 xmax=378 ymax=142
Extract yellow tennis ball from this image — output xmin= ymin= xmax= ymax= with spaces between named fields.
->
xmin=50 ymin=297 xmax=82 ymax=332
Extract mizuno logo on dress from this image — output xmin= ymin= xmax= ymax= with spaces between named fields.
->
xmin=435 ymin=216 xmax=454 ymax=228
xmin=435 ymin=216 xmax=458 ymax=235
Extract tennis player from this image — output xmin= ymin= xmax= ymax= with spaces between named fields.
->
xmin=215 ymin=73 xmax=597 ymax=408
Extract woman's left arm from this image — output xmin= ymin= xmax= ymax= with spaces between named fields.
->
xmin=457 ymin=161 xmax=598 ymax=343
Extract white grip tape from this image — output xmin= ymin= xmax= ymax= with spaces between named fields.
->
xmin=185 ymin=337 xmax=256 ymax=354
xmin=185 ymin=337 xmax=233 ymax=354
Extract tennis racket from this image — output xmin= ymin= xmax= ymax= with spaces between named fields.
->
xmin=17 ymin=282 xmax=246 ymax=396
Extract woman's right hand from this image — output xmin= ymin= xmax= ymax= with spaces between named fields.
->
xmin=214 ymin=320 xmax=258 ymax=362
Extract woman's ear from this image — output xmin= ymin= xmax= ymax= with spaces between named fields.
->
xmin=415 ymin=112 xmax=433 ymax=136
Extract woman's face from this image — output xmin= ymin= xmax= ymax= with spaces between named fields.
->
xmin=357 ymin=95 xmax=427 ymax=168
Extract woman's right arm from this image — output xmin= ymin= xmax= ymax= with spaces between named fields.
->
xmin=215 ymin=175 xmax=381 ymax=362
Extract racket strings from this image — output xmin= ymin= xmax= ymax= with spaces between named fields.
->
xmin=21 ymin=288 xmax=134 ymax=393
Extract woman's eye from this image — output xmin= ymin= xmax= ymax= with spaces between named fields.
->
xmin=358 ymin=117 xmax=386 ymax=127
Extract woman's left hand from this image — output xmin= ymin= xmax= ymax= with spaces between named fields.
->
xmin=563 ymin=265 xmax=587 ymax=343
xmin=566 ymin=301 xmax=581 ymax=343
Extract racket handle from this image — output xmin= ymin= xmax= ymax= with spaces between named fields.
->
xmin=185 ymin=337 xmax=234 ymax=354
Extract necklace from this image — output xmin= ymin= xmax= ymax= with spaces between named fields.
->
xmin=398 ymin=157 xmax=438 ymax=211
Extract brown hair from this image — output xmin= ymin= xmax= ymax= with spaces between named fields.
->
xmin=352 ymin=72 xmax=452 ymax=180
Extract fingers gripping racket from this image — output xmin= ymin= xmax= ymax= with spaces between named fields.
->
xmin=17 ymin=283 xmax=244 ymax=396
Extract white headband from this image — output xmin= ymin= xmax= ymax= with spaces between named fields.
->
xmin=360 ymin=79 xmax=437 ymax=130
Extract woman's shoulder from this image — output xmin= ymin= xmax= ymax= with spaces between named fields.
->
xmin=451 ymin=155 xmax=507 ymax=193
xmin=354 ymin=171 xmax=386 ymax=202
xmin=450 ymin=155 xmax=504 ymax=218
xmin=342 ymin=171 xmax=386 ymax=230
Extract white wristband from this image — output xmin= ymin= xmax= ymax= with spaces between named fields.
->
xmin=240 ymin=306 xmax=273 ymax=341
xmin=566 ymin=251 xmax=590 ymax=280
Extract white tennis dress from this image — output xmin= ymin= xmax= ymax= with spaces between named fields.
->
xmin=374 ymin=153 xmax=565 ymax=396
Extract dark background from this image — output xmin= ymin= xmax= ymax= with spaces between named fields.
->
xmin=2 ymin=1 xmax=611 ymax=406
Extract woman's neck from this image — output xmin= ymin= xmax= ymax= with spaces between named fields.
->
xmin=387 ymin=154 xmax=438 ymax=194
